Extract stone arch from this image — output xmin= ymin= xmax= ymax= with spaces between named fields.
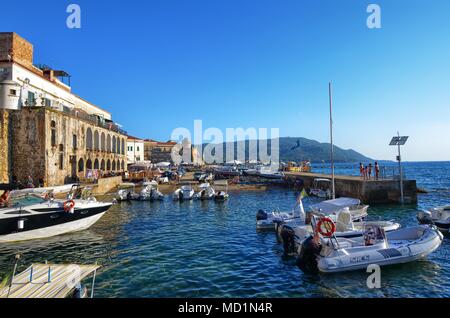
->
xmin=107 ymin=135 xmax=111 ymax=152
xmin=86 ymin=159 xmax=92 ymax=170
xmin=121 ymin=160 xmax=125 ymax=170
xmin=106 ymin=159 xmax=111 ymax=171
xmin=94 ymin=158 xmax=99 ymax=169
xmin=101 ymin=132 xmax=106 ymax=151
xmin=100 ymin=159 xmax=105 ymax=171
xmin=94 ymin=130 xmax=99 ymax=150
xmin=78 ymin=158 xmax=84 ymax=172
xmin=86 ymin=128 xmax=93 ymax=150
xmin=122 ymin=138 xmax=125 ymax=154
xmin=112 ymin=160 xmax=116 ymax=171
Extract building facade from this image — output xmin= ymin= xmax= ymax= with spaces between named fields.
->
xmin=0 ymin=32 xmax=127 ymax=186
xmin=143 ymin=140 xmax=177 ymax=164
xmin=127 ymin=136 xmax=145 ymax=164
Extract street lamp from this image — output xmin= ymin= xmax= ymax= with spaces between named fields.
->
xmin=389 ymin=133 xmax=409 ymax=204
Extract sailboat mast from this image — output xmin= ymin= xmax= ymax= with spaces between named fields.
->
xmin=329 ymin=82 xmax=336 ymax=199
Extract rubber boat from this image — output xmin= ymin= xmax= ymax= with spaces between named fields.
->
xmin=417 ymin=206 xmax=450 ymax=233
xmin=257 ymin=197 xmax=367 ymax=231
xmin=0 ymin=185 xmax=112 ymax=242
xmin=278 ymin=208 xmax=401 ymax=255
xmin=193 ymin=183 xmax=215 ymax=200
xmin=173 ymin=185 xmax=194 ymax=201
xmin=296 ymin=223 xmax=443 ymax=273
xmin=139 ymin=181 xmax=164 ymax=201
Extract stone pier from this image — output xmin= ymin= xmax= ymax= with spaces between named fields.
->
xmin=284 ymin=172 xmax=417 ymax=205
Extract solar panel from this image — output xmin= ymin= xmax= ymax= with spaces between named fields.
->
xmin=389 ymin=136 xmax=408 ymax=146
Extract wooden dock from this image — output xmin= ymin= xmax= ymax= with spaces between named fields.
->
xmin=284 ymin=172 xmax=417 ymax=204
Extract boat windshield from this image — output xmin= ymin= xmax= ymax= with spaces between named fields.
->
xmin=2 ymin=194 xmax=47 ymax=209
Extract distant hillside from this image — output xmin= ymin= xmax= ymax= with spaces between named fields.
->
xmin=201 ymin=137 xmax=372 ymax=163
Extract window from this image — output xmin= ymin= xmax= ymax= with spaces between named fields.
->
xmin=73 ymin=135 xmax=77 ymax=149
xmin=9 ymin=89 xmax=17 ymax=96
xmin=59 ymin=153 xmax=64 ymax=170
xmin=44 ymin=98 xmax=52 ymax=107
xmin=137 ymin=146 xmax=140 ymax=152
xmin=50 ymin=120 xmax=57 ymax=146
xmin=27 ymin=91 xmax=35 ymax=106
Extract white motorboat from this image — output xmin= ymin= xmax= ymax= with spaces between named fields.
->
xmin=139 ymin=181 xmax=164 ymax=201
xmin=309 ymin=178 xmax=332 ymax=199
xmin=256 ymin=200 xmax=305 ymax=230
xmin=115 ymin=183 xmax=139 ymax=201
xmin=417 ymin=206 xmax=450 ymax=233
xmin=296 ymin=224 xmax=443 ymax=273
xmin=0 ymin=185 xmax=111 ymax=242
xmin=173 ymin=185 xmax=194 ymax=201
xmin=278 ymin=209 xmax=401 ymax=255
xmin=193 ymin=183 xmax=215 ymax=200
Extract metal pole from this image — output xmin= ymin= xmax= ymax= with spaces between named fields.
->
xmin=329 ymin=82 xmax=336 ymax=199
xmin=397 ymin=132 xmax=404 ymax=204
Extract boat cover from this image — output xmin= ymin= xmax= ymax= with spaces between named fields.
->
xmin=310 ymin=197 xmax=361 ymax=214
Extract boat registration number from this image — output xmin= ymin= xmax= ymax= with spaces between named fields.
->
xmin=350 ymin=255 xmax=370 ymax=263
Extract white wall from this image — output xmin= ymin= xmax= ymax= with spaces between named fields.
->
xmin=127 ymin=140 xmax=145 ymax=164
xmin=0 ymin=62 xmax=112 ymax=120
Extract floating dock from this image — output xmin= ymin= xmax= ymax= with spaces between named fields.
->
xmin=284 ymin=172 xmax=417 ymax=204
xmin=0 ymin=263 xmax=100 ymax=298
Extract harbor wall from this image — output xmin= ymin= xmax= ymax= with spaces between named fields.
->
xmin=92 ymin=176 xmax=122 ymax=195
xmin=285 ymin=172 xmax=417 ymax=204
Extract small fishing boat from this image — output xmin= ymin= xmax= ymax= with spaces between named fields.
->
xmin=309 ymin=178 xmax=332 ymax=199
xmin=417 ymin=206 xmax=450 ymax=233
xmin=173 ymin=185 xmax=194 ymax=201
xmin=256 ymin=200 xmax=305 ymax=230
xmin=139 ymin=181 xmax=164 ymax=201
xmin=193 ymin=183 xmax=215 ymax=200
xmin=115 ymin=183 xmax=139 ymax=201
xmin=296 ymin=223 xmax=443 ymax=273
xmin=0 ymin=185 xmax=112 ymax=242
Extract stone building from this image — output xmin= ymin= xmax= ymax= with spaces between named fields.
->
xmin=143 ymin=139 xmax=177 ymax=164
xmin=0 ymin=32 xmax=127 ymax=186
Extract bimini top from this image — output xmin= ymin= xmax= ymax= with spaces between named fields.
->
xmin=310 ymin=197 xmax=361 ymax=214
xmin=0 ymin=263 xmax=100 ymax=298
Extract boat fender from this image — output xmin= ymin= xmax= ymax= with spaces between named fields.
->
xmin=280 ymin=226 xmax=296 ymax=255
xmin=63 ymin=200 xmax=75 ymax=213
xmin=256 ymin=209 xmax=268 ymax=221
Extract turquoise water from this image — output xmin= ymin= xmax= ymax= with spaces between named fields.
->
xmin=0 ymin=161 xmax=450 ymax=297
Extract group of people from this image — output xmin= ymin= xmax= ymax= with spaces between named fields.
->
xmin=359 ymin=162 xmax=380 ymax=180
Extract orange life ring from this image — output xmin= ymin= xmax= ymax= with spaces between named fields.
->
xmin=63 ymin=200 xmax=75 ymax=212
xmin=316 ymin=217 xmax=336 ymax=237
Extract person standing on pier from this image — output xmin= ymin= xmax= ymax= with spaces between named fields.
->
xmin=359 ymin=163 xmax=364 ymax=179
xmin=375 ymin=162 xmax=380 ymax=180
xmin=368 ymin=163 xmax=373 ymax=180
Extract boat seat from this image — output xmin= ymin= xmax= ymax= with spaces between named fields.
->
xmin=336 ymin=208 xmax=354 ymax=232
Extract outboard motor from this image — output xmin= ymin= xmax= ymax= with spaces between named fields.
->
xmin=417 ymin=210 xmax=433 ymax=225
xmin=280 ymin=225 xmax=296 ymax=255
xmin=296 ymin=235 xmax=321 ymax=273
xmin=256 ymin=209 xmax=268 ymax=221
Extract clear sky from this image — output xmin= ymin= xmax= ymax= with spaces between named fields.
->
xmin=1 ymin=0 xmax=449 ymax=161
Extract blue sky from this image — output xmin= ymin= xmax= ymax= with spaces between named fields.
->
xmin=1 ymin=0 xmax=449 ymax=161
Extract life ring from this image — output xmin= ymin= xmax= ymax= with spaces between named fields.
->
xmin=316 ymin=217 xmax=336 ymax=237
xmin=63 ymin=200 xmax=75 ymax=212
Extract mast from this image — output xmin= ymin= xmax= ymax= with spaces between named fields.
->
xmin=329 ymin=82 xmax=336 ymax=199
